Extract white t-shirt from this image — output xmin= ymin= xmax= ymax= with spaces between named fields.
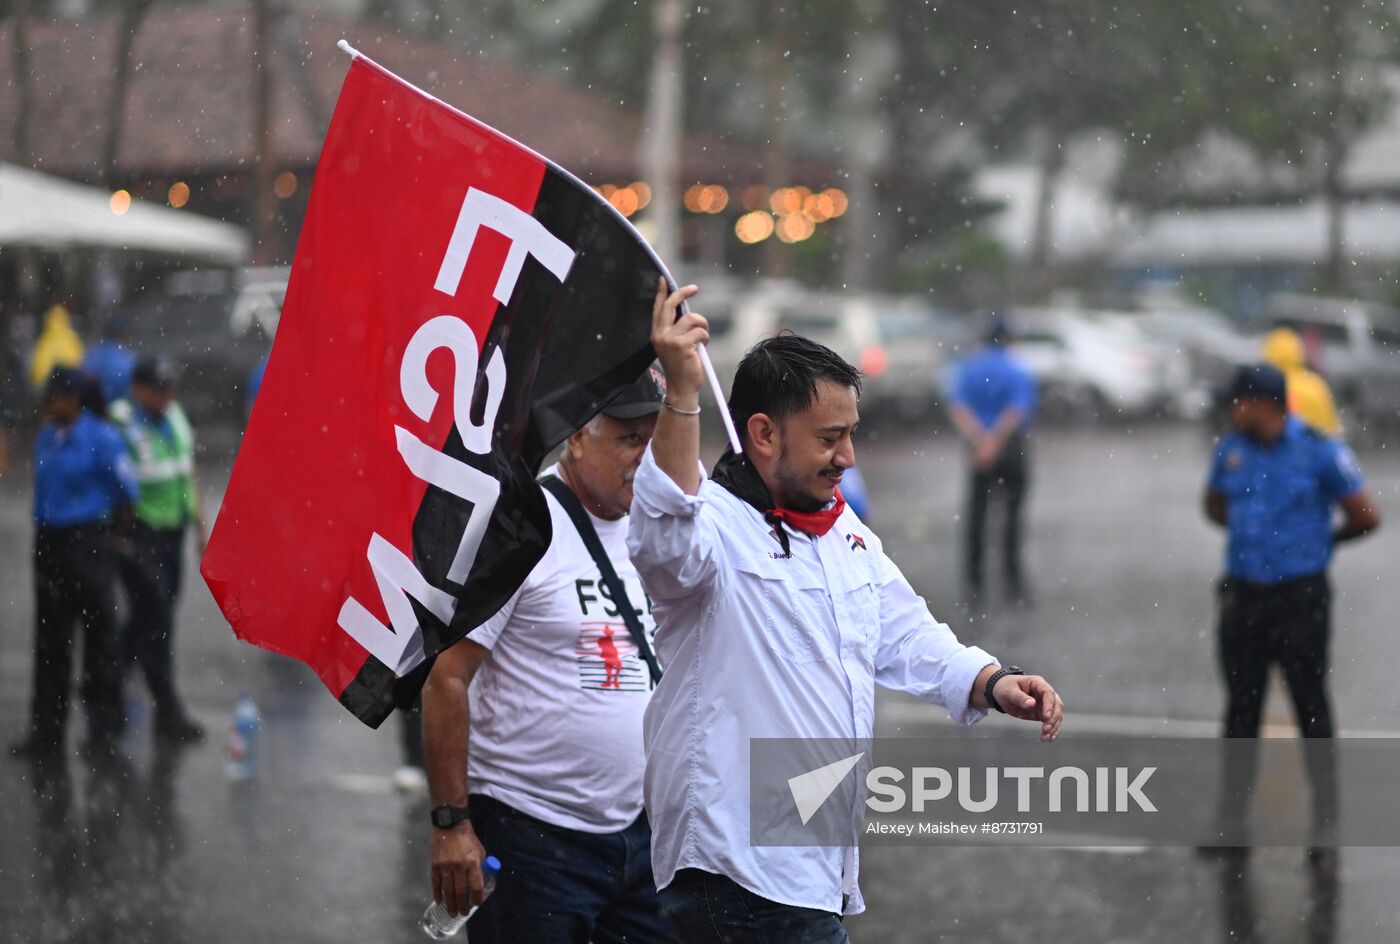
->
xmin=467 ymin=465 xmax=657 ymax=832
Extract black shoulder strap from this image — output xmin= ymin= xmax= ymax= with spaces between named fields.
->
xmin=539 ymin=474 xmax=662 ymax=686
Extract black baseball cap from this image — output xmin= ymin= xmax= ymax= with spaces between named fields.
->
xmin=600 ymin=362 xmax=667 ymax=419
xmin=132 ymin=356 xmax=178 ymax=390
xmin=1228 ymin=363 xmax=1287 ymax=406
xmin=43 ymin=366 xmax=87 ymax=399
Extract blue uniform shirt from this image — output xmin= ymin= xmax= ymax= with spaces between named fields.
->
xmin=33 ymin=412 xmax=140 ymax=527
xmin=948 ymin=346 xmax=1037 ymax=433
xmin=1208 ymin=417 xmax=1365 ymax=583
xmin=83 ymin=341 xmax=137 ymax=405
xmin=246 ymin=356 xmax=268 ymax=411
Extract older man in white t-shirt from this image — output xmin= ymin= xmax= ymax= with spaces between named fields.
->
xmin=422 ymin=368 xmax=675 ymax=944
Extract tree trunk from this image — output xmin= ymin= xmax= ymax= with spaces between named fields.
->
xmin=1321 ymin=138 xmax=1347 ymax=295
xmin=641 ymin=0 xmax=683 ymax=267
xmin=100 ymin=0 xmax=153 ymax=189
xmin=839 ymin=0 xmax=894 ymax=291
xmin=11 ymin=0 xmax=34 ymax=168
xmin=1023 ymin=132 xmax=1065 ymax=302
xmin=760 ymin=4 xmax=793 ymax=278
xmin=251 ymin=0 xmax=278 ymax=265
xmin=1318 ymin=0 xmax=1350 ymax=295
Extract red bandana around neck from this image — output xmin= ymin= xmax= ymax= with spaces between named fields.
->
xmin=766 ymin=489 xmax=847 ymax=537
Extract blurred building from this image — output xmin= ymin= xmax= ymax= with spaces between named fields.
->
xmin=0 ymin=4 xmax=843 ymax=275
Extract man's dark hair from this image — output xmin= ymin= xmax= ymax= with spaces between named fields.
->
xmin=728 ymin=333 xmax=862 ymax=444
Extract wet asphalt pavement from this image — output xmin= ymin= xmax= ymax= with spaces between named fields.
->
xmin=1 ymin=419 xmax=1399 ymax=943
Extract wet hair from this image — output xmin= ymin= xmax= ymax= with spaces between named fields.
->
xmin=728 ymin=333 xmax=862 ymax=445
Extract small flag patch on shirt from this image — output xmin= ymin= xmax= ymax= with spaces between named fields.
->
xmin=847 ymin=533 xmax=866 ymax=552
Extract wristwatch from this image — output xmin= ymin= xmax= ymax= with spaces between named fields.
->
xmin=430 ymin=803 xmax=471 ymax=830
xmin=983 ymin=665 xmax=1025 ymax=714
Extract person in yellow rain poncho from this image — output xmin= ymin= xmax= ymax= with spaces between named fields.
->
xmin=29 ymin=303 xmax=86 ymax=391
xmin=1261 ymin=327 xmax=1342 ymax=437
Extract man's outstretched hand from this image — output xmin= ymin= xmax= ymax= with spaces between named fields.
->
xmin=996 ymin=674 xmax=1063 ymax=741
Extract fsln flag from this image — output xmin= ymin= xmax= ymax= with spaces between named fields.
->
xmin=201 ymin=49 xmax=666 ymax=727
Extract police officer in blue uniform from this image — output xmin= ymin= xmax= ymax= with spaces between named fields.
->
xmin=1204 ymin=364 xmax=1380 ymax=869
xmin=947 ymin=317 xmax=1037 ymax=606
xmin=11 ymin=367 xmax=139 ymax=758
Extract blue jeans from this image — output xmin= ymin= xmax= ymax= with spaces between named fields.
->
xmin=467 ymin=793 xmax=674 ymax=943
xmin=657 ymin=869 xmax=849 ymax=944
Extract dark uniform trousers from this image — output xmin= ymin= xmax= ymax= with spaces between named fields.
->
xmin=30 ymin=523 xmax=124 ymax=749
xmin=965 ymin=442 xmax=1029 ymax=595
xmin=1216 ymin=573 xmax=1338 ymax=837
xmin=119 ymin=521 xmax=188 ymax=727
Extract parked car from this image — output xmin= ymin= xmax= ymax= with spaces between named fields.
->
xmin=703 ymin=281 xmax=965 ymax=419
xmin=1126 ymin=305 xmax=1256 ymax=418
xmin=1007 ymin=308 xmax=1185 ymax=421
xmin=1262 ymin=294 xmax=1400 ymax=435
xmin=123 ymin=267 xmax=287 ymax=424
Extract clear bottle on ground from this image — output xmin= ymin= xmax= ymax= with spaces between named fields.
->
xmin=420 ymin=855 xmax=501 ymax=939
xmin=226 ymin=693 xmax=261 ymax=780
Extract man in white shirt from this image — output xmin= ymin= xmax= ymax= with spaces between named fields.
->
xmin=631 ymin=283 xmax=1065 ymax=942
xmin=422 ymin=368 xmax=676 ymax=943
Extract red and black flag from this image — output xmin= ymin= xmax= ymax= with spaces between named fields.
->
xmin=201 ymin=49 xmax=666 ymax=727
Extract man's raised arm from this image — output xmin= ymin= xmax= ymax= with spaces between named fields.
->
xmin=648 ymin=279 xmax=706 ymax=495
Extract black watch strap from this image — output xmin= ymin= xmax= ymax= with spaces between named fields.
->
xmin=430 ymin=803 xmax=471 ymax=830
xmin=983 ymin=666 xmax=1024 ymax=714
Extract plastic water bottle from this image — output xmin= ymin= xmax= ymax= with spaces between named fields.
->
xmin=226 ymin=694 xmax=261 ymax=780
xmin=420 ymin=855 xmax=501 ymax=939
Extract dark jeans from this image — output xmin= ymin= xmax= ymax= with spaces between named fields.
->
xmin=118 ymin=522 xmax=192 ymax=727
xmin=466 ymin=793 xmax=674 ymax=944
xmin=658 ymin=869 xmax=849 ymax=944
xmin=1216 ymin=574 xmax=1338 ymax=837
xmin=29 ymin=523 xmax=124 ymax=749
xmin=964 ymin=443 xmax=1029 ymax=594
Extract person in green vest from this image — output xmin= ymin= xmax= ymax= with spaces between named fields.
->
xmin=110 ymin=357 xmax=207 ymax=743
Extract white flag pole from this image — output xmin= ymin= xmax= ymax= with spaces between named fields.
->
xmin=333 ymin=40 xmax=743 ymax=454
xmin=695 ymin=335 xmax=741 ymax=453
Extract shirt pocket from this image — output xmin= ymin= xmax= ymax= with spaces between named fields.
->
xmin=842 ymin=578 xmax=881 ymax=651
xmin=733 ymin=555 xmax=836 ymax=665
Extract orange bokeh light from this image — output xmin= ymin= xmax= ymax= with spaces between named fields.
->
xmin=802 ymin=192 xmax=835 ymax=222
xmin=769 ymin=187 xmax=803 ymax=216
xmin=167 ymin=181 xmax=190 ymax=208
xmin=859 ymin=345 xmax=889 ymax=377
xmin=734 ymin=211 xmax=775 ymax=244
xmin=609 ymin=187 xmax=640 ymax=217
xmin=776 ymin=214 xmax=815 ymax=243
xmin=109 ymin=189 xmax=132 ymax=216
xmin=699 ymin=185 xmax=728 ymax=213
xmin=274 ymin=171 xmax=298 ymax=199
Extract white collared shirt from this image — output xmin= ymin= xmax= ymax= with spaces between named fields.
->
xmin=627 ymin=447 xmax=995 ymax=915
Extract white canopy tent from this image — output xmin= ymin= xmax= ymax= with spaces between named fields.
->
xmin=0 ymin=162 xmax=249 ymax=264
